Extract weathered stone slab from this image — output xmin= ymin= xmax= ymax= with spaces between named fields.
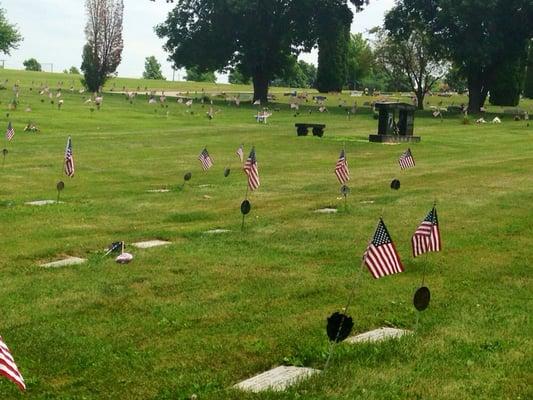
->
xmin=204 ymin=229 xmax=231 ymax=234
xmin=41 ymin=257 xmax=86 ymax=268
xmin=146 ymin=189 xmax=170 ymax=193
xmin=315 ymin=208 xmax=337 ymax=214
xmin=131 ymin=240 xmax=171 ymax=249
xmin=360 ymin=200 xmax=375 ymax=204
xmin=234 ymin=366 xmax=320 ymax=393
xmin=25 ymin=200 xmax=62 ymax=206
xmin=346 ymin=327 xmax=412 ymax=344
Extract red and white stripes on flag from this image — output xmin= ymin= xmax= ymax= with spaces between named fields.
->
xmin=198 ymin=148 xmax=213 ymax=170
xmin=363 ymin=219 xmax=404 ymax=279
xmin=64 ymin=136 xmax=75 ymax=177
xmin=412 ymin=207 xmax=441 ymax=257
xmin=335 ymin=149 xmax=350 ymax=184
xmin=236 ymin=144 xmax=244 ymax=163
xmin=5 ymin=122 xmax=15 ymax=141
xmin=0 ymin=336 xmax=26 ymax=391
xmin=244 ymin=147 xmax=260 ymax=191
xmin=398 ymin=148 xmax=415 ymax=170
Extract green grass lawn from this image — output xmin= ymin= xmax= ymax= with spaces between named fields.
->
xmin=0 ymin=69 xmax=532 ymax=399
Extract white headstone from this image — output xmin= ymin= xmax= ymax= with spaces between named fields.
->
xmin=26 ymin=200 xmax=62 ymax=206
xmin=346 ymin=327 xmax=412 ymax=344
xmin=234 ymin=366 xmax=320 ymax=393
xmin=315 ymin=208 xmax=337 ymax=214
xmin=131 ymin=240 xmax=171 ymax=249
xmin=41 ymin=256 xmax=86 ymax=268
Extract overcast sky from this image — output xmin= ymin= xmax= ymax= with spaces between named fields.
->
xmin=1 ymin=0 xmax=395 ymax=82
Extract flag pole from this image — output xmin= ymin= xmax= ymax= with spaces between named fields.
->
xmin=324 ymin=260 xmax=364 ymax=371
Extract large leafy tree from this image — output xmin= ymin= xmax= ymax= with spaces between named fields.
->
xmin=0 ymin=5 xmax=22 ymax=55
xmin=345 ymin=33 xmax=373 ymax=90
xmin=385 ymin=0 xmax=533 ymax=113
xmin=374 ymin=28 xmax=446 ymax=109
xmin=81 ymin=0 xmax=124 ymax=92
xmin=185 ymin=66 xmax=216 ymax=83
xmin=489 ymin=52 xmax=528 ymax=106
xmin=156 ymin=0 xmax=319 ymax=102
xmin=143 ymin=55 xmax=165 ymax=80
xmin=23 ymin=58 xmax=41 ymax=71
xmin=524 ymin=40 xmax=533 ymax=99
xmin=271 ymin=59 xmax=317 ymax=88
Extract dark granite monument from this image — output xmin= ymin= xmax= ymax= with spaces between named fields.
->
xmin=369 ymin=102 xmax=421 ymax=143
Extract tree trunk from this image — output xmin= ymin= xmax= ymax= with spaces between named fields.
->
xmin=252 ymin=71 xmax=269 ymax=104
xmin=467 ymin=75 xmax=484 ymax=113
xmin=416 ymin=89 xmax=425 ymax=110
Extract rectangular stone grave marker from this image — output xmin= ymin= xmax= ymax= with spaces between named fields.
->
xmin=346 ymin=327 xmax=412 ymax=344
xmin=25 ymin=200 xmax=62 ymax=206
xmin=146 ymin=189 xmax=170 ymax=193
xmin=41 ymin=256 xmax=86 ymax=268
xmin=204 ymin=229 xmax=231 ymax=234
xmin=131 ymin=240 xmax=171 ymax=249
xmin=234 ymin=366 xmax=320 ymax=393
xmin=315 ymin=208 xmax=337 ymax=214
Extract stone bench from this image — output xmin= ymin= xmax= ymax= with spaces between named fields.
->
xmin=295 ymin=123 xmax=326 ymax=137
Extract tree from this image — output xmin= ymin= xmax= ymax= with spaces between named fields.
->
xmin=81 ymin=0 xmax=124 ymax=92
xmin=23 ymin=58 xmax=42 ymax=71
xmin=69 ymin=66 xmax=80 ymax=74
xmin=0 ymin=6 xmax=22 ymax=55
xmin=345 ymin=33 xmax=373 ymax=89
xmin=271 ymin=59 xmax=316 ymax=88
xmin=385 ymin=0 xmax=533 ymax=113
xmin=185 ymin=66 xmax=216 ymax=83
xmin=156 ymin=0 xmax=321 ymax=103
xmin=143 ymin=55 xmax=165 ymax=80
xmin=315 ymin=0 xmax=351 ymax=92
xmin=444 ymin=65 xmax=467 ymax=94
xmin=228 ymin=67 xmax=251 ymax=85
xmin=373 ymin=28 xmax=446 ymax=109
xmin=489 ymin=53 xmax=528 ymax=107
xmin=524 ymin=40 xmax=533 ymax=99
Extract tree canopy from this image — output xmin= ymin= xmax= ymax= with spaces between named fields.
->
xmin=81 ymin=0 xmax=124 ymax=92
xmin=157 ymin=0 xmax=319 ymax=102
xmin=185 ymin=66 xmax=216 ymax=83
xmin=143 ymin=55 xmax=165 ymax=80
xmin=23 ymin=58 xmax=41 ymax=71
xmin=345 ymin=33 xmax=373 ymax=90
xmin=385 ymin=0 xmax=533 ymax=112
xmin=0 ymin=6 xmax=22 ymax=55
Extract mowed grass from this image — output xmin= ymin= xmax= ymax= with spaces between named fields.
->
xmin=0 ymin=69 xmax=532 ymax=399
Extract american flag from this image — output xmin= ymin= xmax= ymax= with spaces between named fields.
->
xmin=412 ymin=207 xmax=441 ymax=257
xmin=64 ymin=136 xmax=75 ymax=177
xmin=398 ymin=148 xmax=415 ymax=169
xmin=236 ymin=144 xmax=244 ymax=163
xmin=0 ymin=336 xmax=26 ymax=391
xmin=363 ymin=219 xmax=404 ymax=279
xmin=244 ymin=147 xmax=260 ymax=191
xmin=198 ymin=148 xmax=213 ymax=170
xmin=6 ymin=122 xmax=15 ymax=141
xmin=335 ymin=149 xmax=350 ymax=184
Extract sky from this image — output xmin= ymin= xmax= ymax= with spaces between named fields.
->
xmin=1 ymin=0 xmax=396 ymax=82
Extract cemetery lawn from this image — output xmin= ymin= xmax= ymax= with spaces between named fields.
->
xmin=0 ymin=69 xmax=531 ymax=399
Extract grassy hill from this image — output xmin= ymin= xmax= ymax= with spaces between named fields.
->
xmin=0 ymin=69 xmax=531 ymax=399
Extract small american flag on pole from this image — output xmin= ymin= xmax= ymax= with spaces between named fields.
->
xmin=244 ymin=147 xmax=260 ymax=191
xmin=64 ymin=136 xmax=75 ymax=177
xmin=335 ymin=149 xmax=350 ymax=184
xmin=198 ymin=148 xmax=213 ymax=170
xmin=236 ymin=144 xmax=244 ymax=163
xmin=412 ymin=207 xmax=441 ymax=257
xmin=0 ymin=336 xmax=26 ymax=391
xmin=363 ymin=219 xmax=404 ymax=279
xmin=398 ymin=148 xmax=415 ymax=169
xmin=5 ymin=122 xmax=15 ymax=141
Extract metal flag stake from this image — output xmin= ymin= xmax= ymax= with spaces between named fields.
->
xmin=56 ymin=181 xmax=65 ymax=203
xmin=2 ymin=148 xmax=7 ymax=168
